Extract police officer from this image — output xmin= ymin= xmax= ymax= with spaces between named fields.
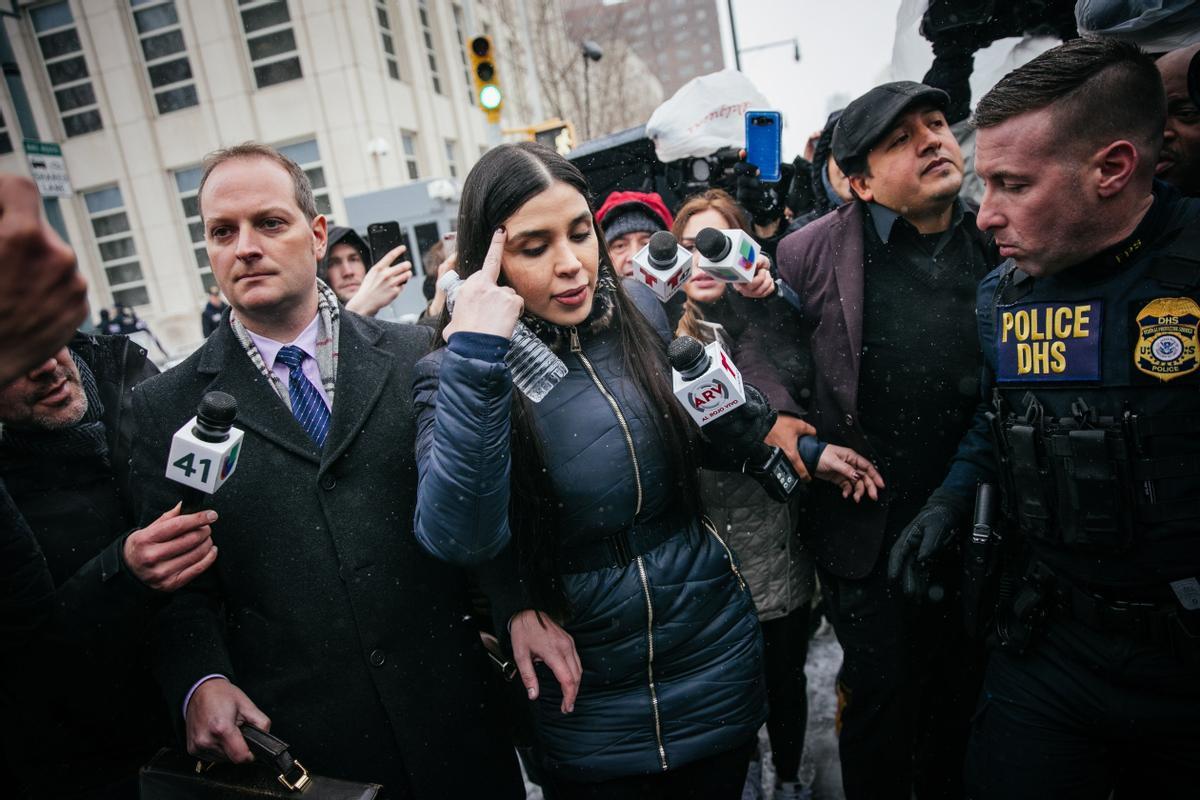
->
xmin=903 ymin=38 xmax=1200 ymax=797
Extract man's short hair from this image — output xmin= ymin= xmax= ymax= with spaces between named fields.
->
xmin=196 ymin=142 xmax=318 ymax=222
xmin=972 ymin=38 xmax=1165 ymax=165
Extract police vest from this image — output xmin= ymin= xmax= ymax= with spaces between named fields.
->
xmin=982 ymin=213 xmax=1200 ymax=589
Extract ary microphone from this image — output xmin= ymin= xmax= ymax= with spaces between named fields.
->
xmin=668 ymin=334 xmax=747 ymax=425
xmin=694 ymin=227 xmax=761 ymax=283
xmin=165 ymin=391 xmax=244 ymax=514
xmin=631 ymin=230 xmax=692 ymax=302
xmin=667 ymin=336 xmax=800 ymax=502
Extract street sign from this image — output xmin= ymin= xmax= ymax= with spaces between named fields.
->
xmin=24 ymin=139 xmax=72 ymax=197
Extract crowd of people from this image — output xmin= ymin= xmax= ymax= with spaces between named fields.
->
xmin=1 ymin=28 xmax=1199 ymax=800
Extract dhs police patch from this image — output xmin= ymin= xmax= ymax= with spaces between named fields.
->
xmin=1134 ymin=297 xmax=1200 ymax=382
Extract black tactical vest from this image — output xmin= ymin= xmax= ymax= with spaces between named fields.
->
xmin=982 ymin=206 xmax=1200 ymax=591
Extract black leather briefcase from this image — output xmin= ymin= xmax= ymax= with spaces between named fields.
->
xmin=139 ymin=725 xmax=381 ymax=799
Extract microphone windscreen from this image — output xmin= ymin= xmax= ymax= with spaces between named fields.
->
xmin=648 ymin=230 xmax=678 ymax=266
xmin=695 ymin=227 xmax=729 ymax=260
xmin=668 ymin=335 xmax=707 ymax=375
xmin=198 ymin=391 xmax=237 ymax=428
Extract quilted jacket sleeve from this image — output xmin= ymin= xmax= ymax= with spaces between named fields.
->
xmin=413 ymin=333 xmax=516 ymax=565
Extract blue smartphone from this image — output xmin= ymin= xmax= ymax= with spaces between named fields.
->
xmin=745 ymin=110 xmax=783 ymax=183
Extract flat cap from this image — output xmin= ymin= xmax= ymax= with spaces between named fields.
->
xmin=832 ymin=81 xmax=950 ymax=175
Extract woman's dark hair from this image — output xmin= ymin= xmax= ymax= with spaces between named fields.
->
xmin=444 ymin=142 xmax=702 ymax=619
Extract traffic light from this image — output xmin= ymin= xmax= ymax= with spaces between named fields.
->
xmin=468 ymin=35 xmax=502 ymax=124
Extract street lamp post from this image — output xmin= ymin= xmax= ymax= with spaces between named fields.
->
xmin=581 ymin=40 xmax=602 ymax=141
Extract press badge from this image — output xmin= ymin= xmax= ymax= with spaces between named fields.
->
xmin=1133 ymin=297 xmax=1200 ymax=382
xmin=996 ymin=301 xmax=1103 ymax=383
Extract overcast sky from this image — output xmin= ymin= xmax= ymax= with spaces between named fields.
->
xmin=716 ymin=0 xmax=911 ymax=156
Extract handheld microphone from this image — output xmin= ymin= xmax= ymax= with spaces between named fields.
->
xmin=631 ymin=230 xmax=692 ymax=302
xmin=668 ymin=336 xmax=800 ymax=502
xmin=668 ymin=335 xmax=747 ymax=426
xmin=165 ymin=391 xmax=244 ymax=513
xmin=694 ymin=227 xmax=760 ymax=283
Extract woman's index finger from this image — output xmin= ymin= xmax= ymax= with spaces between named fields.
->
xmin=480 ymin=227 xmax=507 ymax=282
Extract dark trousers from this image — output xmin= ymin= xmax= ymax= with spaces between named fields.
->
xmin=820 ymin=552 xmax=981 ymax=800
xmin=759 ymin=604 xmax=812 ymax=783
xmin=965 ymin=614 xmax=1200 ymax=799
xmin=552 ymin=737 xmax=756 ymax=800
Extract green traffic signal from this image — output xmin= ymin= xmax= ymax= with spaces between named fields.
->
xmin=479 ymin=85 xmax=502 ymax=110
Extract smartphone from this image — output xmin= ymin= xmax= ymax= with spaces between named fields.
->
xmin=745 ymin=110 xmax=783 ymax=183
xmin=367 ymin=221 xmax=412 ymax=270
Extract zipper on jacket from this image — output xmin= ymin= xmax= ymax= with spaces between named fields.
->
xmin=568 ymin=326 xmax=642 ymax=514
xmin=703 ymin=518 xmax=747 ymax=592
xmin=570 ymin=326 xmax=665 ymax=769
xmin=636 ymin=554 xmax=669 ymax=771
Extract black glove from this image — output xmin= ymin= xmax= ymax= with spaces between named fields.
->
xmin=700 ymin=382 xmax=777 ymax=467
xmin=887 ymin=501 xmax=964 ymax=601
xmin=733 ymin=161 xmax=783 ymax=227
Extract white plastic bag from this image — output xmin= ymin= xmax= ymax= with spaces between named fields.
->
xmin=645 ymin=69 xmax=770 ymax=163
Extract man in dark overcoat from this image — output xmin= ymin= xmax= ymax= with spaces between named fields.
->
xmin=128 ymin=143 xmax=522 ymax=799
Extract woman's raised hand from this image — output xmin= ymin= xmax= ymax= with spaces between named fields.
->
xmin=442 ymin=228 xmax=525 ymax=342
xmin=510 ymin=609 xmax=582 ymax=714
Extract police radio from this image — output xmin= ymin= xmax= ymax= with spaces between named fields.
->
xmin=668 ymin=336 xmax=800 ymax=501
xmin=165 ymin=391 xmax=244 ymax=513
xmin=694 ymin=227 xmax=760 ymax=283
xmin=632 ymin=230 xmax=692 ymax=302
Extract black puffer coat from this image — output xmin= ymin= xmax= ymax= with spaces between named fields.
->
xmin=414 ymin=281 xmax=766 ymax=782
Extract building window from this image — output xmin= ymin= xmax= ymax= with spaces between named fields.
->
xmin=129 ymin=0 xmax=199 ymax=114
xmin=444 ymin=138 xmax=459 ymax=179
xmin=237 ymin=0 xmax=302 ymax=89
xmin=417 ymin=0 xmax=441 ymax=95
xmin=172 ymin=165 xmax=211 ymax=284
xmin=277 ymin=139 xmax=333 ymax=218
xmin=0 ymin=108 xmax=12 ymax=154
xmin=375 ymin=0 xmax=400 ymax=81
xmin=84 ymin=186 xmax=149 ymax=308
xmin=30 ymin=1 xmax=102 ymax=137
xmin=451 ymin=4 xmax=472 ymax=105
xmin=400 ymin=130 xmax=420 ymax=180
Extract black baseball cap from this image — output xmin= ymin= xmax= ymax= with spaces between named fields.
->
xmin=832 ymin=81 xmax=950 ymax=176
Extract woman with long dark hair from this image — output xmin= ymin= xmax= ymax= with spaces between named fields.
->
xmin=412 ymin=143 xmax=878 ymax=798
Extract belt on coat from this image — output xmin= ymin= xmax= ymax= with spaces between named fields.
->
xmin=556 ymin=512 xmax=692 ymax=574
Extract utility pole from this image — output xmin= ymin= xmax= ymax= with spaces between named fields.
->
xmin=727 ymin=0 xmax=741 ymax=71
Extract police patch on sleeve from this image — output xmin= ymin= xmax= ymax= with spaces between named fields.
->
xmin=996 ymin=301 xmax=1103 ymax=383
xmin=1134 ymin=297 xmax=1200 ymax=382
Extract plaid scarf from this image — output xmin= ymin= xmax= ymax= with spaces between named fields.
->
xmin=228 ymin=280 xmax=341 ymax=412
